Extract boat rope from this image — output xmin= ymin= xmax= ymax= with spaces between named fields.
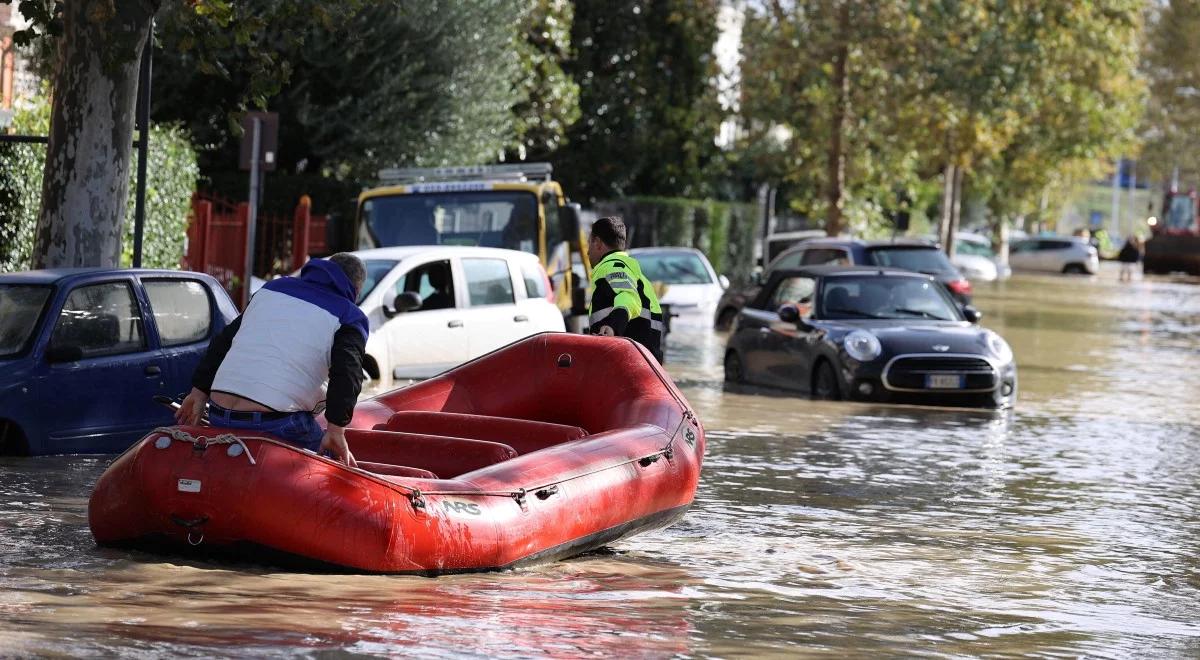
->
xmin=151 ymin=427 xmax=259 ymax=465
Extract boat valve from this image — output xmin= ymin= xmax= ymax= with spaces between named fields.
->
xmin=639 ymin=455 xmax=661 ymax=467
xmin=408 ymin=489 xmax=426 ymax=510
xmin=512 ymin=488 xmax=529 ymax=511
xmin=535 ymin=485 xmax=559 ymax=500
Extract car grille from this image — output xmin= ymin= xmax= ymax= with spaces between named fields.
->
xmin=883 ymin=355 xmax=998 ymax=392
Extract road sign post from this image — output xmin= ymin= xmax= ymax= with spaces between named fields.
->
xmin=238 ymin=111 xmax=278 ymax=308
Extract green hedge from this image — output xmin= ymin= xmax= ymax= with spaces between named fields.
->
xmin=0 ymin=97 xmax=199 ymax=272
xmin=594 ymin=196 xmax=759 ymax=284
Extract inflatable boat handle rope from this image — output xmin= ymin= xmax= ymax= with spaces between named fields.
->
xmin=151 ymin=427 xmax=260 ymax=465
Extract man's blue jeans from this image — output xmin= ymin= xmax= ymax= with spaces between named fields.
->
xmin=207 ymin=404 xmax=324 ymax=452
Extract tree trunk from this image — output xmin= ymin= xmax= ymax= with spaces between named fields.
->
xmin=947 ymin=165 xmax=964 ymax=259
xmin=938 ymin=161 xmax=955 ymax=250
xmin=33 ymin=1 xmax=158 ymax=269
xmin=825 ymin=3 xmax=850 ymax=237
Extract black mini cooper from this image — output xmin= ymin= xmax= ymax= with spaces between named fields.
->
xmin=723 ymin=266 xmax=1017 ymax=409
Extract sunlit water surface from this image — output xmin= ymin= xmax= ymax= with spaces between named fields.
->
xmin=2 ymin=265 xmax=1199 ymax=657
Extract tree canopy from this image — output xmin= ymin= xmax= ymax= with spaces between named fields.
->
xmin=737 ymin=0 xmax=1146 ymax=233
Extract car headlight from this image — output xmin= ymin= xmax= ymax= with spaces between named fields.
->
xmin=843 ymin=330 xmax=882 ymax=362
xmin=982 ymin=330 xmax=1013 ymax=363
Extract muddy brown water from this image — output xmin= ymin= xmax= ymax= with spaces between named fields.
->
xmin=2 ymin=265 xmax=1199 ymax=657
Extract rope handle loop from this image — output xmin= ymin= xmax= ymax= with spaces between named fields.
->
xmin=151 ymin=427 xmax=258 ymax=465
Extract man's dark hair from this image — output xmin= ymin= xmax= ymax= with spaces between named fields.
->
xmin=591 ymin=216 xmax=627 ymax=250
xmin=328 ymin=252 xmax=367 ymax=295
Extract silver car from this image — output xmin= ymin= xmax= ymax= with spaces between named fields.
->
xmin=1008 ymin=237 xmax=1099 ymax=275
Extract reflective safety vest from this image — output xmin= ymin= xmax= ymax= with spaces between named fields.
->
xmin=588 ymin=250 xmax=664 ymax=361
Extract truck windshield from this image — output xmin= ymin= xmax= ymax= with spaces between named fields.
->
xmin=361 ymin=191 xmax=538 ymax=254
xmin=1166 ymin=194 xmax=1195 ymax=230
xmin=0 ymin=284 xmax=52 ymax=358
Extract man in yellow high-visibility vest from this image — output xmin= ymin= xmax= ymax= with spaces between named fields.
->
xmin=587 ymin=216 xmax=664 ymax=362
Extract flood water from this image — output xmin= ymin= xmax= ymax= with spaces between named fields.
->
xmin=3 ymin=265 xmax=1199 ymax=657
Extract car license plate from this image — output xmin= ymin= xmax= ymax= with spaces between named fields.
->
xmin=926 ymin=374 xmax=964 ymax=389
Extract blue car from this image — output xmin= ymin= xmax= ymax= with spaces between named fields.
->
xmin=0 ymin=268 xmax=238 ymax=455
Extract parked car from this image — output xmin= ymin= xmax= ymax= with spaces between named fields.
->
xmin=714 ymin=237 xmax=972 ymax=329
xmin=628 ymin=247 xmax=728 ymax=325
xmin=353 ymin=246 xmax=565 ymax=384
xmin=0 ymin=268 xmax=238 ymax=455
xmin=723 ymin=266 xmax=1017 ymax=409
xmin=1008 ymin=237 xmax=1099 ymax=274
xmin=949 ymin=232 xmax=1011 ymax=282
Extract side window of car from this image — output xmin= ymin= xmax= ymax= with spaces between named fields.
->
xmin=49 ymin=281 xmax=147 ymax=358
xmin=520 ymin=261 xmax=547 ymax=300
xmin=463 ymin=258 xmax=516 ymax=306
xmin=143 ymin=279 xmax=212 ymax=346
xmin=773 ymin=250 xmax=806 ymax=270
xmin=399 ymin=260 xmax=456 ymax=311
xmin=769 ymin=276 xmax=817 ymax=309
xmin=801 ymin=248 xmax=849 ymax=266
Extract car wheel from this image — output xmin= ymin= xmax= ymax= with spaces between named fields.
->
xmin=715 ymin=308 xmax=737 ymax=331
xmin=1062 ymin=263 xmax=1087 ymax=275
xmin=0 ymin=420 xmax=30 ymax=456
xmin=812 ymin=360 xmax=842 ymax=401
xmin=724 ymin=351 xmax=744 ymax=383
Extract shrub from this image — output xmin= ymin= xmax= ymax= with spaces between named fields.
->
xmin=0 ymin=95 xmax=199 ymax=272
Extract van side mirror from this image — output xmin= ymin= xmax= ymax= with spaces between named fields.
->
xmin=47 ymin=344 xmax=83 ymax=363
xmin=750 ymin=270 xmax=764 ymax=286
xmin=962 ymin=305 xmax=982 ymax=324
xmin=777 ymin=304 xmax=799 ymax=323
xmin=559 ymin=203 xmax=582 ymax=244
xmin=718 ymin=274 xmax=730 ymax=289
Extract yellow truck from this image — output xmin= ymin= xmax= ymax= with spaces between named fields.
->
xmin=355 ymin=163 xmax=591 ymax=327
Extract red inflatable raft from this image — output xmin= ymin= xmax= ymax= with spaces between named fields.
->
xmin=88 ymin=333 xmax=704 ymax=574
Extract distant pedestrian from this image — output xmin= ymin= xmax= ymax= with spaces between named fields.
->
xmin=1117 ymin=236 xmax=1143 ymax=282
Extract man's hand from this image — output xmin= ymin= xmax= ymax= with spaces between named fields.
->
xmin=598 ymin=325 xmax=616 ymax=337
xmin=320 ymin=424 xmax=357 ymax=467
xmin=175 ymin=387 xmax=208 ymax=426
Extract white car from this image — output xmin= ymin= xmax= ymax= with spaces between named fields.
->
xmin=952 ymin=232 xmax=1009 ymax=281
xmin=629 ymin=247 xmax=728 ymax=325
xmin=1008 ymin=237 xmax=1099 ymax=275
xmin=353 ymin=246 xmax=564 ymax=384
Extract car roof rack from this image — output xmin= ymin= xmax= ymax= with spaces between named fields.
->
xmin=376 ymin=163 xmax=553 ymax=185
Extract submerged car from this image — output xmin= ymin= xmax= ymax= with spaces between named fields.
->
xmin=629 ymin=247 xmax=728 ymax=325
xmin=352 ymin=246 xmax=565 ymax=384
xmin=0 ymin=268 xmax=238 ymax=455
xmin=724 ymin=266 xmax=1017 ymax=409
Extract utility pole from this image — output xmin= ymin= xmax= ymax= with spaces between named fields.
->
xmin=243 ymin=116 xmax=261 ymax=309
xmin=1110 ymin=159 xmax=1121 ymax=237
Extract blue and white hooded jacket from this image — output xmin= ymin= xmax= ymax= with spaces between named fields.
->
xmin=194 ymin=259 xmax=369 ymax=427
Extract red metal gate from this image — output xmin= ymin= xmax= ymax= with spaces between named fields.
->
xmin=183 ymin=194 xmax=330 ymax=308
